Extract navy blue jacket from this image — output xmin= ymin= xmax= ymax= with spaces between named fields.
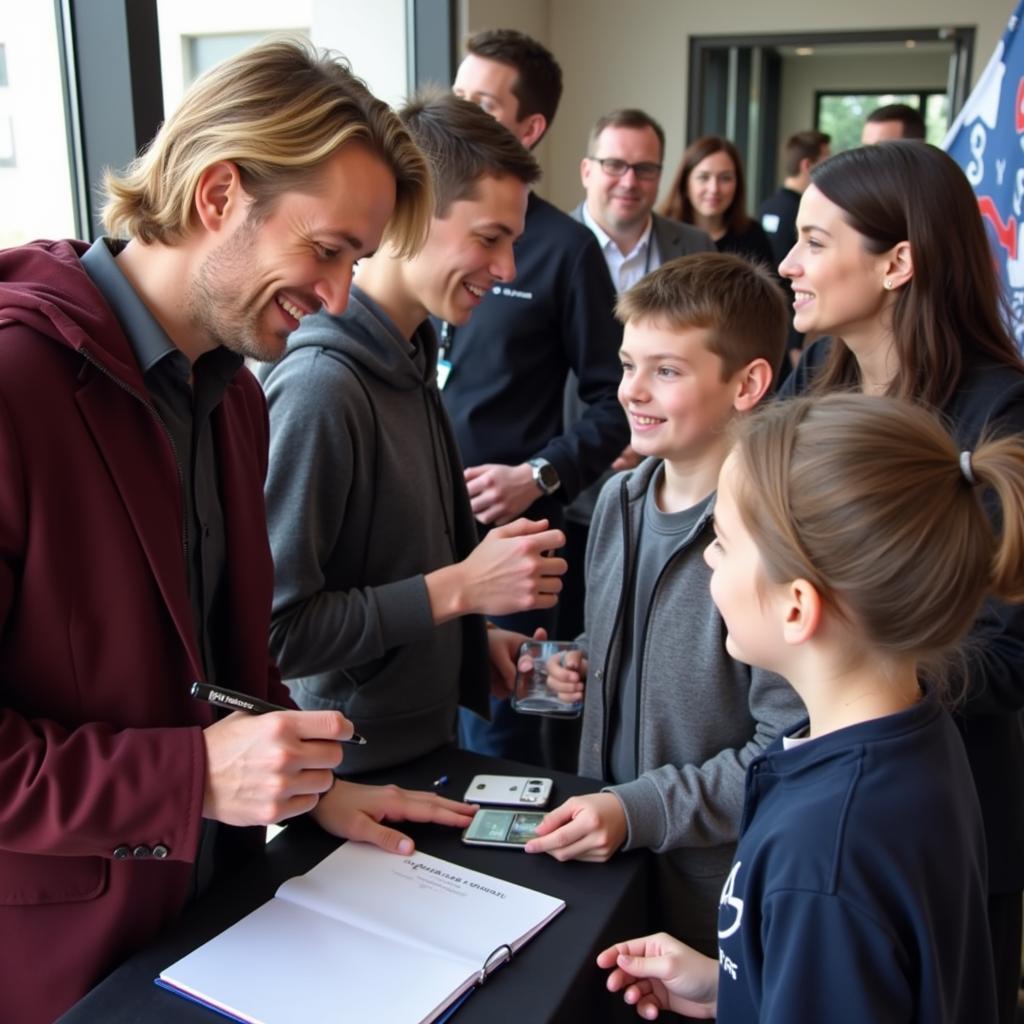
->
xmin=717 ymin=694 xmax=996 ymax=1022
xmin=781 ymin=339 xmax=1024 ymax=892
xmin=436 ymin=192 xmax=627 ymax=505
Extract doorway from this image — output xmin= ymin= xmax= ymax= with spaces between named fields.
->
xmin=687 ymin=26 xmax=975 ymax=207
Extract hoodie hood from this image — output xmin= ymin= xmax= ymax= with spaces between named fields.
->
xmin=0 ymin=239 xmax=144 ymax=390
xmin=279 ymin=285 xmax=437 ymax=392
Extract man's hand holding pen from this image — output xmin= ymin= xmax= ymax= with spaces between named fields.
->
xmin=196 ymin=683 xmax=477 ymax=852
xmin=201 ymin=706 xmax=351 ymax=826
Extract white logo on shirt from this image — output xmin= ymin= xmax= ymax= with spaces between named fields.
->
xmin=718 ymin=861 xmax=744 ymax=939
xmin=719 ymin=947 xmax=739 ymax=981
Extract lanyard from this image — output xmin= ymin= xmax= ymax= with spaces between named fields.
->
xmin=438 ymin=320 xmax=453 ymax=363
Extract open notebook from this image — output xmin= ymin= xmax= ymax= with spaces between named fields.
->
xmin=157 ymin=841 xmax=565 ymax=1024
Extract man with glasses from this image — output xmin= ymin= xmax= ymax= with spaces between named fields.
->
xmin=573 ymin=109 xmax=711 ymax=293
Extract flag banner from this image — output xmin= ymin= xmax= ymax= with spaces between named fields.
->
xmin=944 ymin=0 xmax=1024 ymax=348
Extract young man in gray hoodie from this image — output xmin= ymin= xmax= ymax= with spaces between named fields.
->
xmin=526 ymin=255 xmax=805 ymax=954
xmin=260 ymin=93 xmax=566 ymax=773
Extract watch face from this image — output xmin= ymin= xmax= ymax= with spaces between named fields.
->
xmin=533 ymin=460 xmax=559 ymax=492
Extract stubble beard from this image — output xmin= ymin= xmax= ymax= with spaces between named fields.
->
xmin=185 ymin=216 xmax=283 ymax=363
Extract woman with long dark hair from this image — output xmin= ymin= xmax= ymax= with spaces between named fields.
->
xmin=660 ymin=136 xmax=774 ymax=269
xmin=780 ymin=140 xmax=1024 ymax=1024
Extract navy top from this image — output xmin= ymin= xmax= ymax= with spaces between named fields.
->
xmin=780 ymin=338 xmax=1024 ymax=892
xmin=717 ymin=692 xmax=996 ymax=1022
xmin=714 ymin=219 xmax=776 ymax=272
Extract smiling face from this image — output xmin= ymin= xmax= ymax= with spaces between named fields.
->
xmin=778 ymin=184 xmax=891 ymax=340
xmin=617 ymin=319 xmax=743 ymax=465
xmin=704 ymin=454 xmax=786 ymax=670
xmin=581 ymin=124 xmax=662 ymax=239
xmin=187 ymin=143 xmax=397 ymax=362
xmin=402 ymin=173 xmax=528 ymax=326
xmin=686 ymin=150 xmax=737 ymax=227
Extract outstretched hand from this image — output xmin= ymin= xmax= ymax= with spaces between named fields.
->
xmin=596 ymin=933 xmax=719 ymax=1020
xmin=311 ymin=780 xmax=478 ymax=855
xmin=524 ymin=792 xmax=627 ymax=862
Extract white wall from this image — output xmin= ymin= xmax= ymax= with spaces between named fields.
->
xmin=156 ymin=0 xmax=408 ymax=115
xmin=464 ymin=0 xmax=1014 ymax=211
xmin=156 ymin=1 xmax=313 ymax=114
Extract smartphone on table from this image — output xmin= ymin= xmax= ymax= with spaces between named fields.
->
xmin=463 ymin=774 xmax=553 ymax=808
xmin=462 ymin=809 xmax=546 ymax=849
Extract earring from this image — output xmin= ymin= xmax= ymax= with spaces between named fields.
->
xmin=884 ymin=279 xmax=894 ymax=290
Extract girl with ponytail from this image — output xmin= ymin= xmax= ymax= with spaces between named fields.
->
xmin=598 ymin=393 xmax=1017 ymax=1022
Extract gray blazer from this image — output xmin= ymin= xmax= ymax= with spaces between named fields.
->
xmin=568 ymin=202 xmax=712 ymax=265
xmin=564 ymin=204 xmax=713 ymax=523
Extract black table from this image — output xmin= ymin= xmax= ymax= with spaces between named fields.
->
xmin=59 ymin=747 xmax=650 ymax=1024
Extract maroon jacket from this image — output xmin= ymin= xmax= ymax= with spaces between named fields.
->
xmin=0 ymin=240 xmax=293 ymax=1022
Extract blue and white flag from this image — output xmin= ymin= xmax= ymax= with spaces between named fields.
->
xmin=944 ymin=0 xmax=1024 ymax=348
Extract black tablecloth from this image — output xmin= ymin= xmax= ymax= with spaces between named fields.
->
xmin=59 ymin=746 xmax=650 ymax=1024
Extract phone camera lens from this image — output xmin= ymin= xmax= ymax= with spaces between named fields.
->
xmin=475 ymin=783 xmax=485 ymax=789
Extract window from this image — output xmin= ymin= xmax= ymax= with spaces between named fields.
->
xmin=0 ymin=11 xmax=77 ymax=244
xmin=185 ymin=32 xmax=274 ymax=85
xmin=815 ymin=91 xmax=948 ymax=152
xmin=155 ymin=2 xmax=312 ymax=114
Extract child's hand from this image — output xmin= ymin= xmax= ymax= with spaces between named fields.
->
xmin=523 ymin=792 xmax=626 ymax=861
xmin=542 ymin=646 xmax=587 ymax=704
xmin=596 ymin=933 xmax=719 ymax=1020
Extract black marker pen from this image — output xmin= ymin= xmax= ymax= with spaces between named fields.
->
xmin=191 ymin=682 xmax=367 ymax=745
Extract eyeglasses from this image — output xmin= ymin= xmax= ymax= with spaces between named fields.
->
xmin=587 ymin=156 xmax=663 ymax=181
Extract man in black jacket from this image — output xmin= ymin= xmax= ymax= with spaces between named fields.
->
xmin=444 ymin=29 xmax=628 ymax=761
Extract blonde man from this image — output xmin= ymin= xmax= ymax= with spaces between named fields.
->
xmin=0 ymin=39 xmax=474 ymax=1023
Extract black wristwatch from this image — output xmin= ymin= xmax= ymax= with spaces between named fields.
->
xmin=528 ymin=457 xmax=560 ymax=496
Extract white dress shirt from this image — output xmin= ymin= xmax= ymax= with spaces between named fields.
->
xmin=580 ymin=204 xmax=659 ymax=294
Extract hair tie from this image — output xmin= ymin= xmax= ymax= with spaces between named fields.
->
xmin=959 ymin=450 xmax=976 ymax=485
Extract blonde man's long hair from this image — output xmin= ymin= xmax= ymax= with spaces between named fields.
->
xmin=102 ymin=37 xmax=431 ymax=257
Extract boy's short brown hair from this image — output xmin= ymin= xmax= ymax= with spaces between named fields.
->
xmin=400 ymin=90 xmax=540 ymax=217
xmin=615 ymin=252 xmax=788 ymax=379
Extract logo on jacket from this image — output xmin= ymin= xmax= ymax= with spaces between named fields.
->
xmin=718 ymin=860 xmax=745 ymax=939
xmin=491 ymin=285 xmax=533 ymax=300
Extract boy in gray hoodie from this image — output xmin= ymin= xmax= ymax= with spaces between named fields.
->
xmin=260 ymin=93 xmax=567 ymax=773
xmin=527 ymin=254 xmax=805 ymax=953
